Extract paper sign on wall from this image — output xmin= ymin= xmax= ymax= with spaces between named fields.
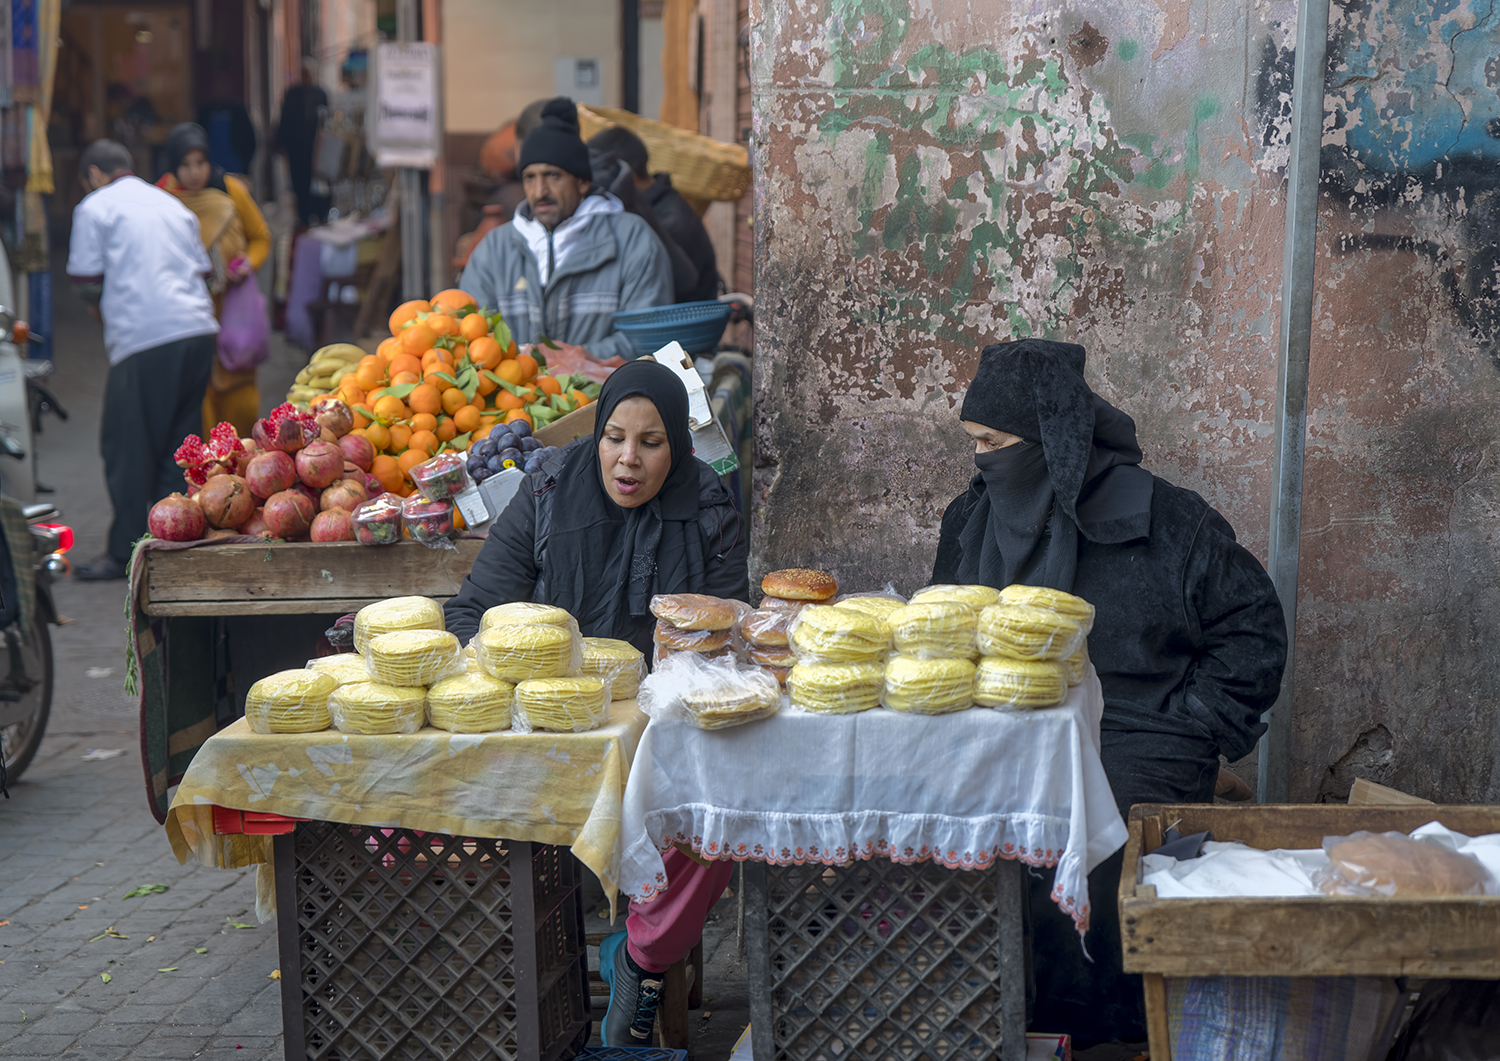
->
xmin=370 ymin=42 xmax=441 ymax=169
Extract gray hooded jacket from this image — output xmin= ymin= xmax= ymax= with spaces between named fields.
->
xmin=457 ymin=195 xmax=672 ymax=361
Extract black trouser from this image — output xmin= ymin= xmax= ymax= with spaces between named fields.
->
xmin=102 ymin=333 xmax=216 ymax=563
xmin=1027 ymin=727 xmax=1220 ymax=1046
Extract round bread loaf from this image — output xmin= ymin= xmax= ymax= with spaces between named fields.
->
xmin=762 ymin=664 xmax=792 ymax=686
xmin=654 ymin=621 xmax=731 ymax=652
xmin=246 ymin=670 xmax=337 ymax=733
xmin=514 ymin=677 xmax=609 ymax=733
xmin=580 ymin=637 xmax=646 ymax=699
xmin=480 ymin=602 xmax=579 ymax=636
xmin=882 ymin=656 xmax=976 ymax=715
xmin=888 ymin=602 xmax=978 ymax=659
xmin=427 ymin=671 xmax=516 ymax=733
xmin=909 ymin=584 xmax=1002 ymax=610
xmin=977 ymin=604 xmax=1084 ymax=662
xmin=761 ymin=568 xmax=839 ymax=601
xmin=365 ymin=629 xmax=463 ymax=686
xmin=477 ymin=623 xmax=579 ymax=682
xmin=328 ymin=681 xmax=427 ymax=734
xmin=998 ymin=584 xmax=1097 ymax=635
xmin=973 ymin=658 xmax=1068 ymax=710
xmin=354 ymin=596 xmax=444 ymax=653
xmin=740 ymin=608 xmax=795 ymax=647
xmin=757 ymin=596 xmax=808 ymax=615
xmin=649 ymin=593 xmax=740 ymax=631
xmin=1320 ymin=833 xmax=1490 ymax=897
xmin=747 ymin=644 xmax=797 ymax=667
xmin=788 ymin=604 xmax=890 ymax=663
xmin=307 ymin=653 xmax=375 ymax=688
xmin=787 ymin=660 xmax=884 ymax=714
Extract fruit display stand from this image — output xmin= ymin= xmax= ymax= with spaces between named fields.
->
xmin=131 ymin=537 xmax=481 ymax=823
xmin=616 ymin=676 xmax=1128 ymax=1061
xmin=1120 ymin=803 xmax=1500 ymax=1060
xmin=164 ymin=701 xmax=651 ymax=1061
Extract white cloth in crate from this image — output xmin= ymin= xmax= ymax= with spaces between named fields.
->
xmin=618 ymin=669 xmax=1126 ymax=933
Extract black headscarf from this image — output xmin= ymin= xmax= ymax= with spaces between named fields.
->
xmin=163 ymin=123 xmax=227 ymax=192
xmin=954 ymin=339 xmax=1154 ymax=591
xmin=539 ymin=359 xmax=707 ymax=639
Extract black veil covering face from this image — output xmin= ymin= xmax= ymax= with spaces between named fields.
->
xmin=954 ymin=338 xmax=1153 ymax=590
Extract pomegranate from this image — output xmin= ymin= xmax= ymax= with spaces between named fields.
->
xmin=296 ymin=440 xmax=344 ymax=490
xmin=320 ymin=479 xmax=368 ymax=513
xmin=310 ymin=508 xmax=355 ymax=542
xmin=339 ymin=433 xmax=375 ymax=471
xmin=239 ymin=508 xmax=274 ymax=538
xmin=175 ymin=422 xmax=247 ymax=489
xmin=148 ymin=494 xmax=206 ymax=541
xmin=264 ymin=490 xmax=316 ymax=540
xmin=198 ymin=475 xmax=255 ymax=529
xmin=364 ymin=473 xmax=385 ymax=497
xmin=290 ymin=482 xmax=320 ymax=508
xmin=314 ymin=400 xmax=354 ymax=439
xmin=245 ymin=450 xmax=298 ymax=500
xmin=252 ymin=403 xmax=317 ymax=454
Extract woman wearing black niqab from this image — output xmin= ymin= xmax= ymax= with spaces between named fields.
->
xmin=445 ymin=357 xmax=747 ymax=1049
xmin=934 ymin=339 xmax=1288 ymax=1047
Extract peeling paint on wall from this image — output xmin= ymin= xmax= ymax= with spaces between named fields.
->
xmin=752 ymin=0 xmax=1500 ymax=802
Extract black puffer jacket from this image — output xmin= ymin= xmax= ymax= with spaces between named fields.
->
xmin=445 ymin=444 xmax=748 ymax=655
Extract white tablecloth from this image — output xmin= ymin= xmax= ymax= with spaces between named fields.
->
xmin=619 ymin=670 xmax=1127 ymax=933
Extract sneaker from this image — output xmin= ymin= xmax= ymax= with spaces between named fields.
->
xmin=74 ymin=553 xmax=127 ymax=581
xmin=599 ymin=930 xmax=663 ymax=1047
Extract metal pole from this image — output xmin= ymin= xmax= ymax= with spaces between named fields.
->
xmin=1260 ymin=0 xmax=1331 ymax=804
xmin=423 ymin=0 xmax=446 ymax=294
xmin=396 ymin=0 xmax=425 ymax=301
xmin=622 ymin=0 xmax=640 ymax=113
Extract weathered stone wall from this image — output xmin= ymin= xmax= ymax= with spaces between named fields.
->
xmin=749 ymin=0 xmax=1500 ymax=801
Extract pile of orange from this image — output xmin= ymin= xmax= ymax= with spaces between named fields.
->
xmin=311 ymin=289 xmax=597 ymax=495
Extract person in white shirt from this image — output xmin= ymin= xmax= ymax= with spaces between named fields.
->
xmin=66 ymin=139 xmax=219 ymax=580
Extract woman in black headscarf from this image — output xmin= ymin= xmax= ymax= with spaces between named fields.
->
xmin=934 ymin=339 xmax=1287 ymax=1045
xmin=445 ymin=359 xmax=746 ymax=1049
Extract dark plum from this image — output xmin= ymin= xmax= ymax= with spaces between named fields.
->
xmin=485 ymin=455 xmax=506 ymax=473
xmin=520 ymin=436 xmax=542 ymax=453
xmin=474 ymin=438 xmax=498 ymax=460
xmin=508 ymin=420 xmax=531 ymax=439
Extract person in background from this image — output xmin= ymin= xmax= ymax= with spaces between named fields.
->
xmin=459 ymin=98 xmax=672 ymax=365
xmin=444 ymin=360 xmax=747 ymax=1047
xmin=157 ymin=122 xmax=271 ymax=437
xmin=933 ymin=339 xmax=1287 ymax=1046
xmin=66 ymin=139 xmax=218 ymax=581
xmin=274 ymin=59 xmax=328 ymax=225
xmin=588 ymin=125 xmax=721 ymax=303
xmin=195 ymin=72 xmax=257 ymax=176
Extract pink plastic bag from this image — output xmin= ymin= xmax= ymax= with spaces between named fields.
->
xmin=218 ymin=275 xmax=271 ymax=372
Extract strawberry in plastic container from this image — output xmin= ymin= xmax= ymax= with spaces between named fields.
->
xmin=402 ymin=496 xmax=455 ymax=544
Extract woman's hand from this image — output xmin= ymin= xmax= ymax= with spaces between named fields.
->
xmin=227 ymin=256 xmax=253 ymax=282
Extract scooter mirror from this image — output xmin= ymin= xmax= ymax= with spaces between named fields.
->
xmin=0 ymin=306 xmax=15 ymax=339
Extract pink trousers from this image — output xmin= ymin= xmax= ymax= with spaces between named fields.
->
xmin=625 ymin=847 xmax=735 ymax=973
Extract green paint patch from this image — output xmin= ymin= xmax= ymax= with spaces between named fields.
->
xmin=1118 ymin=40 xmax=1139 ymax=61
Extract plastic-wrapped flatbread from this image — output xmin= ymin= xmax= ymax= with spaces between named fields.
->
xmin=513 ymin=677 xmax=609 ymax=733
xmin=246 ymin=670 xmax=336 ymax=733
xmin=887 ymin=602 xmax=978 ymax=660
xmin=788 ymin=604 xmax=890 ymax=663
xmin=976 ymin=604 xmax=1084 ymax=662
xmin=328 ymin=681 xmax=427 ymax=735
xmin=881 ymin=656 xmax=976 ymax=715
xmin=364 ymin=629 xmax=465 ymax=686
xmin=353 ymin=596 xmax=444 ymax=653
xmin=427 ymin=671 xmax=515 ymax=733
xmin=580 ymin=637 xmax=646 ymax=700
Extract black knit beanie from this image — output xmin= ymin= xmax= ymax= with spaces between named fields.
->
xmin=517 ymin=98 xmax=592 ymax=181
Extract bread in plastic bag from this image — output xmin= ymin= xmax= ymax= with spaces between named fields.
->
xmin=763 ymin=664 xmax=791 ymax=687
xmin=654 ymin=620 xmax=732 ymax=652
xmin=246 ymin=670 xmax=336 ymax=733
xmin=1312 ymin=831 xmax=1494 ymax=897
xmin=476 ymin=621 xmax=582 ymax=682
xmin=976 ymin=604 xmax=1085 ymax=662
xmin=427 ymin=670 xmax=516 ymax=733
xmin=756 ymin=596 xmax=808 ymax=616
xmin=480 ymin=602 xmax=580 ymax=637
xmin=973 ymin=658 xmax=1068 ymax=710
xmin=513 ymin=676 xmax=609 ymax=733
xmin=306 ymin=653 xmax=374 ymax=688
xmin=909 ymin=583 xmax=1002 ymax=609
xmin=652 ymin=643 xmax=734 ymax=669
xmin=760 ymin=568 xmax=838 ymax=601
xmin=831 ymin=593 xmax=907 ymax=626
xmin=887 ymin=601 xmax=979 ymax=660
xmin=747 ymin=644 xmax=796 ymax=667
xmin=998 ymin=584 xmax=1096 ymax=635
xmin=638 ymin=650 xmax=781 ymax=730
xmin=881 ymin=656 xmax=976 ymax=715
xmin=354 ymin=596 xmax=445 ymax=653
xmin=580 ymin=637 xmax=646 ymax=700
xmin=364 ymin=629 xmax=465 ymax=686
xmin=649 ymin=593 xmax=744 ymax=631
xmin=328 ymin=681 xmax=428 ymax=734
xmin=739 ymin=608 xmax=797 ymax=647
xmin=788 ymin=604 xmax=890 ymax=663
xmin=1064 ymin=641 xmax=1089 ymax=686
xmin=786 ymin=660 xmax=884 ymax=714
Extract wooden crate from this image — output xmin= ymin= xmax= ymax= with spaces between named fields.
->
xmin=1120 ymin=803 xmax=1500 ymax=1059
xmin=141 ymin=540 xmax=484 ymax=616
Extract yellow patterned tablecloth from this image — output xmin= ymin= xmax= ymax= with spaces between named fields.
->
xmin=165 ymin=700 xmax=648 ymax=913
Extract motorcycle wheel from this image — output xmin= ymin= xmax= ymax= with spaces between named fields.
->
xmin=0 ymin=598 xmax=54 ymax=785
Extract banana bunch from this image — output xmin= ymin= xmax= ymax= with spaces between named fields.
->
xmin=287 ymin=343 xmax=364 ymax=407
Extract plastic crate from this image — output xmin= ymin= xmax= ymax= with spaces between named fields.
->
xmin=744 ymin=858 xmax=1030 ymax=1061
xmin=575 ymin=1049 xmax=689 ymax=1060
xmin=272 ymin=822 xmax=591 ymax=1061
xmin=611 ymin=300 xmax=733 ymax=357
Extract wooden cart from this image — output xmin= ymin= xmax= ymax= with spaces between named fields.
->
xmin=1120 ymin=803 xmax=1500 ymax=1059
